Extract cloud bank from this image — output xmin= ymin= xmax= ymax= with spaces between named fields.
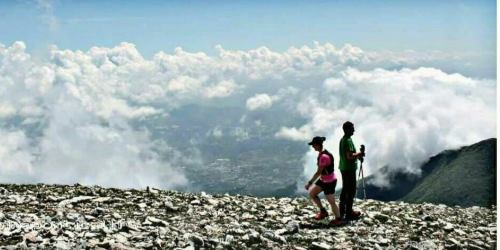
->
xmin=279 ymin=67 xmax=496 ymax=188
xmin=0 ymin=41 xmax=495 ymax=191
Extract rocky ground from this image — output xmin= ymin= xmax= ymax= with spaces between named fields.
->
xmin=0 ymin=183 xmax=496 ymax=249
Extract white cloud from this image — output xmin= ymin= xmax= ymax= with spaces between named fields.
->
xmin=245 ymin=88 xmax=298 ymax=111
xmin=275 ymin=125 xmax=313 ymax=141
xmin=0 ymin=103 xmax=16 ymax=118
xmin=34 ymin=97 xmax=187 ymax=188
xmin=246 ymin=93 xmax=274 ymax=111
xmin=167 ymin=76 xmax=202 ymax=93
xmin=0 ymin=42 xmax=197 ymax=189
xmin=25 ymin=66 xmax=55 ymax=94
xmin=0 ymin=130 xmax=35 ymax=179
xmin=0 ymin=40 xmax=495 ymax=191
xmin=288 ymin=67 xmax=496 ymax=188
xmin=203 ymin=80 xmax=238 ymax=99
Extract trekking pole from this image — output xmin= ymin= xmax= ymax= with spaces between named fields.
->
xmin=358 ymin=145 xmax=366 ymax=200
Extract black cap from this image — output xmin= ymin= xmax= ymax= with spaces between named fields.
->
xmin=308 ymin=136 xmax=326 ymax=145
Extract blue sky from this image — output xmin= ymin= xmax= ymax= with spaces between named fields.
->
xmin=0 ymin=0 xmax=496 ymax=76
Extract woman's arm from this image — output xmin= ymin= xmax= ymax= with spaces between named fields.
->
xmin=305 ymin=164 xmax=325 ymax=190
xmin=307 ymin=168 xmax=322 ymax=185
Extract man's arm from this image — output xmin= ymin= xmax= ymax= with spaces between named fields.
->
xmin=346 ymin=151 xmax=364 ymax=160
xmin=346 ymin=138 xmax=364 ymax=160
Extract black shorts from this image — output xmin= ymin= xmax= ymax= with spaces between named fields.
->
xmin=315 ymin=179 xmax=337 ymax=195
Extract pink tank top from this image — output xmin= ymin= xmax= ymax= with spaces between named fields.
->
xmin=318 ymin=153 xmax=336 ymax=183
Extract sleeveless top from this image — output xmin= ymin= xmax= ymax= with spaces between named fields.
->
xmin=317 ymin=150 xmax=336 ymax=183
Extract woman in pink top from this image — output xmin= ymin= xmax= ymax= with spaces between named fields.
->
xmin=305 ymin=136 xmax=344 ymax=226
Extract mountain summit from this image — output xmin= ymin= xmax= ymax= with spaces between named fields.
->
xmin=0 ymin=183 xmax=496 ymax=249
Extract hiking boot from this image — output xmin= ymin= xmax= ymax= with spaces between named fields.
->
xmin=314 ymin=210 xmax=328 ymax=220
xmin=345 ymin=211 xmax=361 ymax=220
xmin=329 ymin=218 xmax=345 ymax=226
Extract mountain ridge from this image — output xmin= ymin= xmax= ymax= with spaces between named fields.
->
xmin=356 ymin=138 xmax=496 ymax=208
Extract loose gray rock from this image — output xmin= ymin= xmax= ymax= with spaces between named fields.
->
xmin=311 ymin=242 xmax=333 ymax=250
xmin=373 ymin=212 xmax=390 ymax=223
xmin=0 ymin=183 xmax=495 ymax=250
xmin=285 ymin=220 xmax=300 ymax=234
xmin=188 ymin=233 xmax=204 ymax=247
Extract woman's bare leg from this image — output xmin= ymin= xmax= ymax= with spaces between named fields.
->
xmin=308 ymin=185 xmax=324 ymax=210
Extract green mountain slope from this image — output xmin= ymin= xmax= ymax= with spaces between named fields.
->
xmin=402 ymin=138 xmax=496 ymax=207
xmin=357 ymin=138 xmax=496 ymax=207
